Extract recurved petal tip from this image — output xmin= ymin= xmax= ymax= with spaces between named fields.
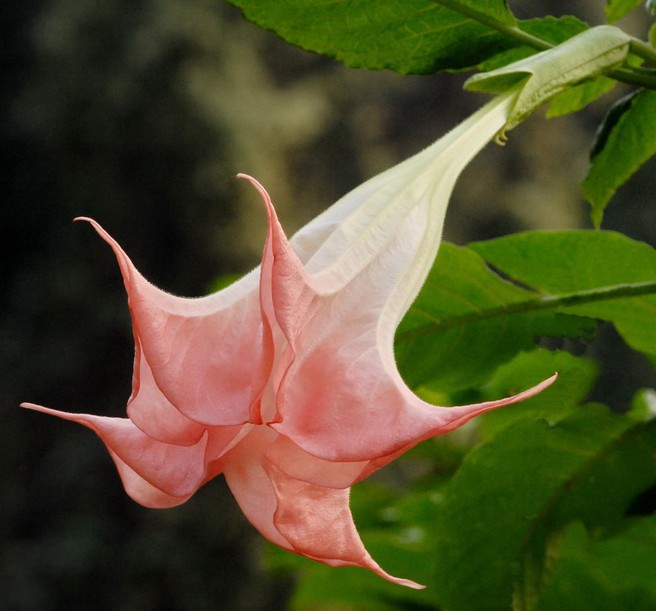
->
xmin=436 ymin=371 xmax=559 ymax=433
xmin=386 ymin=576 xmax=426 ymax=590
xmin=264 ymin=459 xmax=425 ymax=588
xmin=20 ymin=401 xmax=55 ymax=414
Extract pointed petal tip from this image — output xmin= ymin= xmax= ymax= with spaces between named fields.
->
xmin=483 ymin=371 xmax=559 ymax=407
xmin=374 ymin=570 xmax=425 ymax=589
xmin=235 ymin=172 xmax=285 ymax=248
xmin=20 ymin=402 xmax=88 ymax=422
xmin=338 ymin=558 xmax=424 ymax=588
xmin=477 ymin=370 xmax=559 ymax=411
xmin=536 ymin=371 xmax=558 ymax=392
xmin=399 ymin=579 xmax=426 ymax=590
xmin=235 ymin=172 xmax=262 ymax=191
xmin=73 ymin=217 xmax=107 ymax=236
xmin=71 ymin=217 xmax=119 ymax=251
xmin=235 ymin=173 xmax=273 ymax=208
xmin=431 ymin=371 xmax=559 ymax=437
xmin=20 ymin=401 xmax=48 ymax=412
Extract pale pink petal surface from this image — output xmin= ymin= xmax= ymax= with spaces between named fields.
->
xmin=78 ymin=218 xmax=268 ymax=427
xmin=263 ymin=458 xmax=424 ymax=589
xmin=21 ymin=403 xmax=209 ymax=503
xmin=126 ymin=344 xmax=206 ymax=445
xmin=21 ymin=86 xmax=556 ymax=588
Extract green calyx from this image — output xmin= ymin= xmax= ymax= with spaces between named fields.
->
xmin=465 ymin=25 xmax=631 ymax=136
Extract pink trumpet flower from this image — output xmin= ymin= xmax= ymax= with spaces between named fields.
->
xmin=22 ymin=89 xmax=555 ymax=588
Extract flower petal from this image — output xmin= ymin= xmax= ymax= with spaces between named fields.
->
xmin=21 ymin=403 xmax=209 ymax=500
xmin=247 ymin=93 xmax=558 ymax=462
xmin=103 ymin=450 xmax=191 ymax=508
xmin=276 ymin=331 xmax=556 ymax=462
xmin=21 ymin=85 xmax=556 ymax=589
xmin=293 ymin=91 xmax=519 ymax=287
xmin=222 ymin=426 xmax=294 ymax=550
xmin=223 ymin=427 xmax=423 ymax=587
xmin=76 ymin=218 xmax=270 ymax=426
xmin=126 ymin=341 xmax=206 ymax=445
xmin=264 ymin=435 xmax=370 ymax=489
xmin=263 ymin=458 xmax=424 ymax=589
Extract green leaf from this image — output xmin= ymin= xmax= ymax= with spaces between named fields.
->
xmin=546 ymin=76 xmax=616 ymax=117
xmin=436 ymin=0 xmax=517 ymax=25
xmin=228 ymin=1 xmax=588 ymax=75
xmin=582 ymin=89 xmax=656 ymax=226
xmin=227 ymin=0 xmax=516 ymax=74
xmin=605 ymin=0 xmax=644 ymax=22
xmin=519 ymin=15 xmax=589 ymax=45
xmin=478 ymin=348 xmax=598 ymax=440
xmin=395 ymin=242 xmax=595 ymax=394
xmin=588 ymin=91 xmax=638 ymax=158
xmin=470 ymin=231 xmax=656 ymax=361
xmin=536 ymin=518 xmax=656 ymax=611
xmin=465 ymin=26 xmax=630 ymax=133
xmin=432 ymin=405 xmax=656 ymax=611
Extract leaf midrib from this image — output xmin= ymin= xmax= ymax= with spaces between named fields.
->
xmin=397 ymin=279 xmax=656 ymax=340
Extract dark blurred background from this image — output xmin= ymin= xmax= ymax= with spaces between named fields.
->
xmin=2 ymin=1 xmax=655 ymax=609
